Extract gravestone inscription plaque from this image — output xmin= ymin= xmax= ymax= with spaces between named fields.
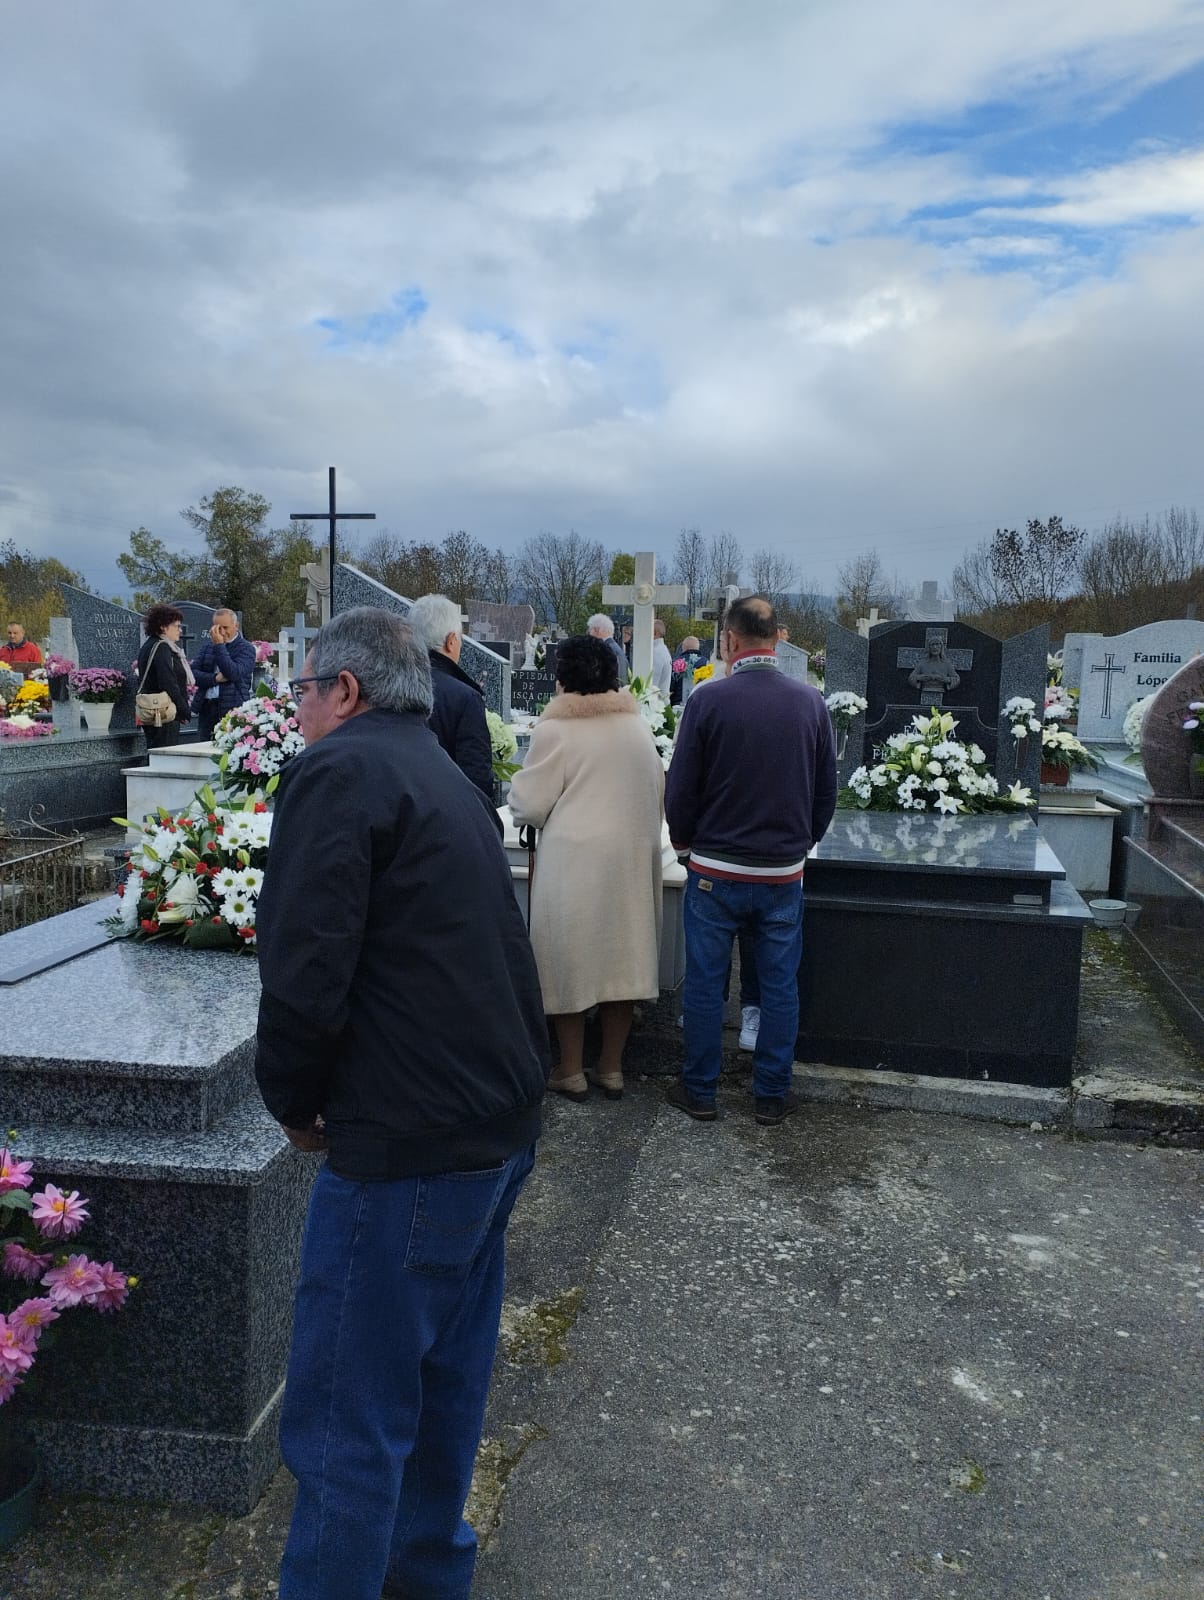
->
xmin=1064 ymin=620 xmax=1204 ymax=744
xmin=59 ymin=583 xmax=141 ymax=730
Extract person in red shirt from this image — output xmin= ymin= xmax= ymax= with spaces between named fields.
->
xmin=0 ymin=623 xmax=43 ymax=669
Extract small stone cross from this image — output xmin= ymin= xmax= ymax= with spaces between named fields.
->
xmin=603 ymin=553 xmax=688 ymax=681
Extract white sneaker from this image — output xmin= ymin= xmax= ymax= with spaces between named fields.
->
xmin=738 ymin=1006 xmax=761 ymax=1052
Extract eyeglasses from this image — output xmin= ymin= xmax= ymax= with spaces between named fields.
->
xmin=291 ymin=673 xmax=340 ymax=701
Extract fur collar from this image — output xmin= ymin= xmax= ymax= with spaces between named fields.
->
xmin=538 ymin=688 xmax=640 ymax=722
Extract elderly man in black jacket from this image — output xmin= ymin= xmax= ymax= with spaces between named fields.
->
xmin=407 ymin=592 xmax=495 ymax=801
xmin=254 ymin=606 xmax=548 ymax=1600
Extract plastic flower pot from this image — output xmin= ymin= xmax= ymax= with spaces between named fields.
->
xmin=83 ymin=700 xmax=114 ymax=732
xmin=1040 ymin=761 xmax=1069 ymax=787
xmin=1089 ymin=899 xmax=1127 ymax=927
xmin=0 ymin=1449 xmax=40 ymax=1552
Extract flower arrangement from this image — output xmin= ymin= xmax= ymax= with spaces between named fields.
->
xmin=825 ymin=691 xmax=868 ymax=731
xmin=671 ymin=656 xmax=687 ymax=677
xmin=11 ymin=678 xmax=50 ymax=711
xmin=629 ymin=675 xmax=677 ymax=768
xmin=252 ymin=641 xmax=275 ymax=666
xmin=1124 ymin=694 xmax=1155 ymax=754
xmin=212 ymin=693 xmax=304 ymax=795
xmin=1003 ymin=696 xmax=1044 ymax=741
xmin=1044 ymin=685 xmax=1075 ymax=722
xmin=0 ymin=716 xmax=54 ymax=740
xmin=1047 ymin=653 xmax=1063 ymax=686
xmin=486 ymin=710 xmax=520 ymax=782
xmin=0 ymin=664 xmax=21 ymax=710
xmin=0 ymin=1138 xmax=134 ymax=1488
xmin=1041 ymin=723 xmax=1098 ymax=773
xmin=842 ymin=709 xmax=1034 ymax=815
xmin=109 ymin=787 xmax=272 ymax=951
xmin=692 ymin=661 xmax=714 ymax=685
xmin=810 ymin=651 xmax=826 ymax=678
xmin=68 ymin=667 xmax=126 ymax=704
xmin=45 ymin=654 xmax=76 ymax=679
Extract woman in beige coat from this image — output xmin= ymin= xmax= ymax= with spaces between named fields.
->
xmin=509 ymin=634 xmax=665 ymax=1101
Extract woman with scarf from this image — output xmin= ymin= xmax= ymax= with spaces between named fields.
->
xmin=136 ymin=604 xmax=195 ymax=747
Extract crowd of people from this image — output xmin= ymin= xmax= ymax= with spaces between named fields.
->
xmin=249 ymin=594 xmax=836 ymax=1600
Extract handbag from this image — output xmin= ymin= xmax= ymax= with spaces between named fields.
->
xmin=135 ymin=640 xmax=177 ymax=727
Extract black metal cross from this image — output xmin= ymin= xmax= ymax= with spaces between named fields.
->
xmin=1090 ymin=651 xmax=1126 ymax=718
xmin=289 ymin=467 xmax=376 ymax=618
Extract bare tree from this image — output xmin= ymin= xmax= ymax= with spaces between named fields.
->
xmin=439 ymin=530 xmax=489 ymax=608
xmin=670 ymin=527 xmax=707 ymax=613
xmin=952 ymin=542 xmax=1008 ymax=616
xmin=515 ymin=530 xmax=607 ymax=632
xmin=777 ymin=577 xmax=834 ymax=652
xmin=1160 ymin=505 xmax=1204 ymax=579
xmin=480 ymin=547 xmax=513 ymax=604
xmin=749 ymin=547 xmax=797 ymax=607
xmin=989 ymin=516 xmax=1085 ymax=607
xmin=702 ymin=531 xmax=744 ymax=600
xmin=835 ymin=548 xmax=893 ymax=630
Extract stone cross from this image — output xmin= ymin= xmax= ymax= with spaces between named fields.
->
xmin=895 ymin=628 xmax=974 ymax=708
xmin=290 ymin=467 xmax=376 ymax=620
xmin=856 ymin=608 xmax=881 ymax=639
xmin=276 ymin=612 xmax=321 ymax=685
xmin=603 ymin=552 xmax=688 ymax=682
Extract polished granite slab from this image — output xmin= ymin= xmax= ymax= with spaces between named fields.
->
xmin=815 ymin=810 xmax=1065 ymax=879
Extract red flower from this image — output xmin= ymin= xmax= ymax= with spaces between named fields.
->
xmin=211 ymin=916 xmax=222 ymax=925
xmin=139 ymin=919 xmax=157 ymax=932
xmin=237 ymin=925 xmax=256 ymax=940
xmin=254 ymin=802 xmax=267 ymax=813
xmin=207 ymin=812 xmax=217 ymax=824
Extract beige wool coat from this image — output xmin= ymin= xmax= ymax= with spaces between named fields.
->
xmin=509 ymin=690 xmax=665 ymax=1015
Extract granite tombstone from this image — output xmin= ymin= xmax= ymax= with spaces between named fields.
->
xmin=1063 ymin=620 xmax=1204 ymax=745
xmin=59 ymin=582 xmax=141 ymax=731
xmin=466 ymin=600 xmax=535 ymax=667
xmin=774 ymin=639 xmax=810 ymax=684
xmin=825 ymin=618 xmax=1047 ymax=791
xmin=332 ymin=564 xmax=511 ymax=719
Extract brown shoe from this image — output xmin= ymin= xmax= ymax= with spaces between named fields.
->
xmin=589 ymin=1070 xmax=624 ymax=1101
xmin=547 ymin=1071 xmax=589 ymax=1104
xmin=665 ymin=1079 xmax=718 ymax=1121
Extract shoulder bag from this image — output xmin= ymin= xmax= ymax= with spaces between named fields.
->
xmin=135 ymin=640 xmax=177 ymax=727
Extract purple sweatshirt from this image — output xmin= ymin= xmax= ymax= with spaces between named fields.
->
xmin=665 ymin=652 xmax=838 ymax=882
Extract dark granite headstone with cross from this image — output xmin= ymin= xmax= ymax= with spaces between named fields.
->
xmin=825 ymin=618 xmax=1047 ymax=792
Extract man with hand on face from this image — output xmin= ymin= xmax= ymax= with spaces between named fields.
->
xmin=190 ymin=608 xmax=256 ymax=740
xmin=254 ymin=606 xmax=548 ymax=1600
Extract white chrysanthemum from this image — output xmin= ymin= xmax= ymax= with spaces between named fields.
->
xmin=220 ymin=895 xmax=256 ymax=929
xmin=211 ymin=866 xmax=241 ymax=897
xmin=239 ymin=867 xmax=265 ymax=895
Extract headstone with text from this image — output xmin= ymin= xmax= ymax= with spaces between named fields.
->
xmin=466 ymin=600 xmax=535 ymax=667
xmin=825 ymin=618 xmax=1046 ymax=791
xmin=775 ymin=640 xmax=810 ymax=684
xmin=58 ymin=583 xmax=142 ymax=730
xmin=1063 ymin=621 xmax=1204 ymax=744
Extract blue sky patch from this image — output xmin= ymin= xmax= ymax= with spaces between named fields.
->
xmin=316 ymin=286 xmax=428 ymax=348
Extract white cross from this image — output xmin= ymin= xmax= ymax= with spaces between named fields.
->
xmin=602 ymin=552 xmax=689 ymax=682
xmin=856 ymin=607 xmax=882 ymax=639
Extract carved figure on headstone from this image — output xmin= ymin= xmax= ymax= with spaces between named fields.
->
xmin=908 ymin=634 xmax=960 ymax=695
xmin=301 ymin=554 xmax=332 ymax=623
xmin=522 ymin=633 xmax=538 ymax=671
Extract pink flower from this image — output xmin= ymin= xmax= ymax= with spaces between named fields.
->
xmin=42 ymin=1253 xmax=104 ymax=1307
xmin=30 ymin=1183 xmax=90 ymax=1238
xmin=89 ymin=1262 xmax=130 ymax=1313
xmin=0 ymin=1370 xmax=24 ymax=1404
xmin=0 ymin=1149 xmax=34 ymax=1194
xmin=2 ymin=1242 xmax=53 ymax=1282
xmin=0 ymin=1315 xmax=36 ymax=1373
xmin=8 ymin=1297 xmax=60 ymax=1337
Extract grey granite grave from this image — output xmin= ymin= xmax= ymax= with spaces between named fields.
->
xmin=59 ymin=582 xmax=142 ymax=731
xmin=799 ymin=811 xmax=1091 ymax=1085
xmin=824 ymin=618 xmax=1046 ymax=793
xmin=0 ymin=903 xmax=315 ymax=1512
xmin=333 ymin=564 xmax=511 ymax=719
xmin=0 ymin=726 xmax=145 ymax=828
xmin=1063 ymin=620 xmax=1204 ymax=744
xmin=774 ymin=639 xmax=810 ymax=682
xmin=170 ymin=600 xmax=217 ymax=657
xmin=466 ymin=599 xmax=535 ymax=667
xmin=902 ymin=578 xmax=954 ymax=622
xmin=47 ymin=615 xmax=78 ymax=667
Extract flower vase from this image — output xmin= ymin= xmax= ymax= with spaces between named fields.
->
xmin=48 ymin=674 xmax=70 ymax=704
xmin=835 ymin=727 xmax=849 ymax=761
xmin=1040 ymin=761 xmax=1069 ymax=787
xmin=0 ymin=1449 xmax=39 ymax=1552
xmin=51 ymin=695 xmax=79 ymax=733
xmin=83 ymin=700 xmax=114 ymax=733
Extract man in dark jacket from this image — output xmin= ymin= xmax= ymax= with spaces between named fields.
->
xmin=254 ymin=606 xmax=548 ymax=1600
xmin=407 ymin=593 xmax=496 ymax=803
xmin=189 ymin=608 xmax=257 ymax=739
xmin=664 ymin=595 xmax=837 ymax=1128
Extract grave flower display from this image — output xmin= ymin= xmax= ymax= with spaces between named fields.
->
xmin=11 ymin=673 xmax=51 ymax=712
xmin=1040 ymin=721 xmax=1098 ymax=775
xmin=629 ymin=675 xmax=677 ymax=768
xmin=45 ymin=654 xmax=76 ymax=703
xmin=0 ymin=715 xmax=54 ymax=740
xmin=825 ymin=690 xmax=868 ymax=758
xmin=67 ymin=666 xmax=126 ymax=704
xmin=485 ymin=710 xmax=520 ymax=782
xmin=0 ymin=665 xmax=21 ymax=712
xmin=1124 ymin=694 xmax=1155 ymax=754
xmin=109 ymin=786 xmax=271 ymax=951
xmin=0 ymin=1140 xmax=135 ymax=1513
xmin=842 ymin=709 xmax=1034 ymax=815
xmin=212 ymin=692 xmax=304 ymax=796
xmin=1181 ymin=699 xmax=1204 ymax=772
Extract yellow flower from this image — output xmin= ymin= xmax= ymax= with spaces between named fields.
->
xmin=14 ymin=680 xmax=49 ymax=707
xmin=693 ymin=662 xmax=714 ymax=683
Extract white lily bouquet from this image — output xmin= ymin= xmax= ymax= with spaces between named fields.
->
xmin=628 ymin=676 xmax=676 ymax=769
xmin=842 ymin=709 xmax=1034 ymax=815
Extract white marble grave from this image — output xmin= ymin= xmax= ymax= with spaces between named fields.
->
xmin=1063 ymin=620 xmax=1204 ymax=744
xmin=123 ymin=742 xmax=218 ymax=833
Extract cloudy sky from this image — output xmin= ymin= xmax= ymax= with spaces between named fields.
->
xmin=3 ymin=1 xmax=1204 ymax=596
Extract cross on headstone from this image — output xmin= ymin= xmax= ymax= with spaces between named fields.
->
xmin=856 ymin=608 xmax=882 ymax=638
xmin=1090 ymin=651 xmax=1126 ymax=719
xmin=290 ymin=468 xmax=376 ymax=621
xmin=896 ymin=627 xmax=974 ymax=707
xmin=602 ymin=553 xmax=688 ymax=682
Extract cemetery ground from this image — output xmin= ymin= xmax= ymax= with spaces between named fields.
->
xmin=1 ymin=936 xmax=1201 ymax=1600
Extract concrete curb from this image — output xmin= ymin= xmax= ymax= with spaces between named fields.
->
xmin=790 ymin=1059 xmax=1070 ymax=1128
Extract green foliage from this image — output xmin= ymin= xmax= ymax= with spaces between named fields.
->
xmin=0 ymin=540 xmax=85 ymax=641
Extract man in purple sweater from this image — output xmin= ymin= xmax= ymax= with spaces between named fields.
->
xmin=664 ymin=596 xmax=837 ymax=1125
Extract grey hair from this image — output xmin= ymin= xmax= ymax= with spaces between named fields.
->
xmin=407 ymin=593 xmax=463 ymax=653
xmin=586 ymin=613 xmax=615 ymax=638
xmin=308 ymin=606 xmax=433 ymax=716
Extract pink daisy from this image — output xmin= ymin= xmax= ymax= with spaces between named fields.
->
xmin=88 ymin=1262 xmax=130 ymax=1314
xmin=0 ymin=1149 xmax=34 ymax=1194
xmin=30 ymin=1183 xmax=90 ymax=1238
xmin=0 ymin=1315 xmax=36 ymax=1373
xmin=0 ymin=1371 xmax=24 ymax=1404
xmin=42 ymin=1254 xmax=104 ymax=1308
xmin=2 ymin=1241 xmax=53 ymax=1282
xmin=9 ymin=1297 xmax=60 ymax=1337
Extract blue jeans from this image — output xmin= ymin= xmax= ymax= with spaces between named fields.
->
xmin=682 ymin=874 xmax=803 ymax=1102
xmin=278 ymin=1144 xmax=537 ymax=1600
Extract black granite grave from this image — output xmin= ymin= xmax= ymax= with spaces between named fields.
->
xmin=0 ymin=727 xmax=145 ymax=828
xmin=59 ymin=583 xmax=142 ymax=731
xmin=825 ymin=619 xmax=1047 ymax=794
xmin=797 ymin=812 xmax=1092 ymax=1086
xmin=0 ymin=904 xmax=315 ymax=1511
xmin=511 ymin=669 xmax=559 ymax=715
